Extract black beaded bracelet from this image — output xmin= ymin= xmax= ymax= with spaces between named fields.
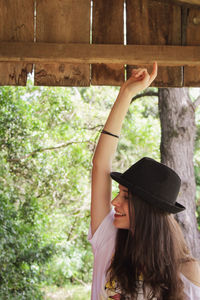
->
xmin=101 ymin=129 xmax=119 ymax=138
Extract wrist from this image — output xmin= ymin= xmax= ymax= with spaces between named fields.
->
xmin=119 ymin=86 xmax=135 ymax=101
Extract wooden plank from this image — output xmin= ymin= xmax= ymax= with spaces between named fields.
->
xmin=184 ymin=8 xmax=200 ymax=86
xmin=0 ymin=0 xmax=34 ymax=86
xmin=35 ymin=63 xmax=90 ymax=87
xmin=126 ymin=0 xmax=182 ymax=87
xmin=153 ymin=0 xmax=200 ymax=8
xmin=91 ymin=0 xmax=124 ymax=86
xmin=174 ymin=0 xmax=200 ymax=5
xmin=1 ymin=42 xmax=200 ymax=66
xmin=35 ymin=0 xmax=90 ymax=86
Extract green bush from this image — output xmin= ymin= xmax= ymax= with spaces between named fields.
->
xmin=0 ymin=192 xmax=56 ymax=299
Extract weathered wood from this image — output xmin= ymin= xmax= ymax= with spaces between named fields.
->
xmin=0 ymin=0 xmax=34 ymax=86
xmin=0 ymin=62 xmax=33 ymax=86
xmin=153 ymin=0 xmax=200 ymax=8
xmin=184 ymin=8 xmax=200 ymax=86
xmin=126 ymin=0 xmax=182 ymax=87
xmin=92 ymin=0 xmax=124 ymax=86
xmin=1 ymin=42 xmax=200 ymax=66
xmin=34 ymin=63 xmax=90 ymax=87
xmin=173 ymin=0 xmax=200 ymax=5
xmin=35 ymin=0 xmax=90 ymax=86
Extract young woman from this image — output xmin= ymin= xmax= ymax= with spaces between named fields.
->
xmin=88 ymin=62 xmax=200 ymax=299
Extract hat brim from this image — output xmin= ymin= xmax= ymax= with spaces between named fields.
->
xmin=110 ymin=171 xmax=185 ymax=214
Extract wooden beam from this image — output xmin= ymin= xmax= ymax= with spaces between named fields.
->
xmin=153 ymin=0 xmax=200 ymax=7
xmin=0 ymin=42 xmax=200 ymax=66
xmin=175 ymin=0 xmax=200 ymax=5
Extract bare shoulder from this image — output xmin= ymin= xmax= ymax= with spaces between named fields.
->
xmin=180 ymin=260 xmax=200 ymax=287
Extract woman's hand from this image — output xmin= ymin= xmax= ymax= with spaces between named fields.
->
xmin=120 ymin=62 xmax=158 ymax=97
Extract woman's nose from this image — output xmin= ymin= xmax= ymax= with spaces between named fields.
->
xmin=111 ymin=195 xmax=120 ymax=206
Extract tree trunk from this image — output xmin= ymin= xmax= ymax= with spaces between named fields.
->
xmin=158 ymin=88 xmax=200 ymax=259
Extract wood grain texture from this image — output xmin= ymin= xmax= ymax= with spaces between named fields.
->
xmin=91 ymin=0 xmax=124 ymax=86
xmin=184 ymin=8 xmax=200 ymax=86
xmin=173 ymin=0 xmax=200 ymax=5
xmin=0 ymin=0 xmax=34 ymax=86
xmin=126 ymin=0 xmax=182 ymax=87
xmin=35 ymin=0 xmax=90 ymax=86
xmin=34 ymin=63 xmax=90 ymax=87
xmin=1 ymin=42 xmax=200 ymax=66
xmin=152 ymin=0 xmax=200 ymax=8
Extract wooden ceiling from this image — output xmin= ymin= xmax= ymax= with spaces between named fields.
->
xmin=0 ymin=0 xmax=200 ymax=87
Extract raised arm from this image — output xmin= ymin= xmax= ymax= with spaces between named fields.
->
xmin=91 ymin=63 xmax=158 ymax=235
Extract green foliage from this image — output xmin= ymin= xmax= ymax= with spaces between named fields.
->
xmin=118 ymin=95 xmax=160 ymax=166
xmin=0 ymin=182 xmax=55 ymax=299
xmin=0 ymin=82 xmax=95 ymax=298
xmin=0 ymin=86 xmax=56 ymax=299
xmin=40 ymin=209 xmax=92 ymax=286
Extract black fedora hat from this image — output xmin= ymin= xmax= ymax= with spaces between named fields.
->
xmin=110 ymin=157 xmax=185 ymax=214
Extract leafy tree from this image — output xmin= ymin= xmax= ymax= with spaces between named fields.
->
xmin=0 ymin=86 xmax=56 ymax=299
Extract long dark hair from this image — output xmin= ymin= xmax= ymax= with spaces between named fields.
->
xmin=107 ymin=192 xmax=194 ymax=299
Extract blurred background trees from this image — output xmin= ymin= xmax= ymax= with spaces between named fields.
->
xmin=0 ymin=77 xmax=199 ymax=299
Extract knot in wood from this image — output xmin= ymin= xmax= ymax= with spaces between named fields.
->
xmin=193 ymin=17 xmax=200 ymax=25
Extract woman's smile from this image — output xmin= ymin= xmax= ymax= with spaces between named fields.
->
xmin=114 ymin=209 xmax=126 ymax=217
xmin=112 ymin=184 xmax=130 ymax=229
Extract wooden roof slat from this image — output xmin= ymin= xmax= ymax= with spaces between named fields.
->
xmin=126 ymin=0 xmax=182 ymax=87
xmin=175 ymin=0 xmax=200 ymax=5
xmin=35 ymin=0 xmax=90 ymax=87
xmin=184 ymin=7 xmax=200 ymax=86
xmin=91 ymin=0 xmax=124 ymax=86
xmin=1 ymin=42 xmax=200 ymax=66
xmin=153 ymin=0 xmax=200 ymax=8
xmin=0 ymin=0 xmax=34 ymax=86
